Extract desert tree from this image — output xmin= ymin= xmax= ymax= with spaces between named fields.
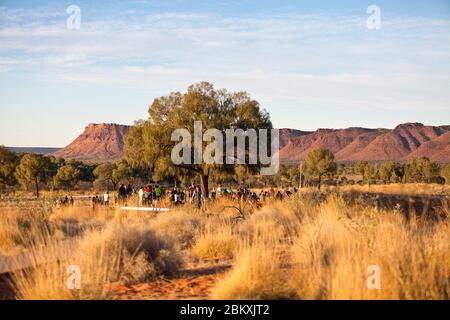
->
xmin=303 ymin=149 xmax=337 ymax=189
xmin=378 ymin=161 xmax=404 ymax=184
xmin=286 ymin=166 xmax=301 ymax=188
xmin=93 ymin=162 xmax=119 ymax=191
xmin=53 ymin=164 xmax=81 ymax=190
xmin=355 ymin=160 xmax=377 ymax=185
xmin=0 ymin=146 xmax=20 ymax=189
xmin=355 ymin=161 xmax=368 ymax=178
xmin=15 ymin=153 xmax=53 ymax=197
xmin=125 ymin=82 xmax=273 ymax=198
xmin=65 ymin=159 xmax=96 ymax=182
xmin=364 ymin=163 xmax=377 ymax=185
xmin=404 ymin=157 xmax=440 ymax=183
xmin=112 ymin=161 xmax=133 ymax=185
xmin=124 ymin=120 xmax=154 ymax=181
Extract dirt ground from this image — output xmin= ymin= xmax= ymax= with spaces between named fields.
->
xmin=110 ymin=264 xmax=231 ymax=300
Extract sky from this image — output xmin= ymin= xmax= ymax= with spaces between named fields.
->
xmin=1 ymin=0 xmax=450 ymax=147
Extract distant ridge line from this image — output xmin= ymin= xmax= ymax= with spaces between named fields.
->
xmin=7 ymin=122 xmax=450 ymax=164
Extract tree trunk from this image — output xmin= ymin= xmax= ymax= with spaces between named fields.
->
xmin=200 ymin=173 xmax=210 ymax=200
xmin=112 ymin=180 xmax=118 ymax=192
xmin=318 ymin=174 xmax=322 ymax=190
xmin=35 ymin=177 xmax=40 ymax=198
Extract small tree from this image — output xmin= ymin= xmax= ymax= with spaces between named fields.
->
xmin=355 ymin=160 xmax=377 ymax=185
xmin=355 ymin=161 xmax=368 ymax=179
xmin=363 ymin=163 xmax=377 ymax=185
xmin=405 ymin=157 xmax=440 ymax=183
xmin=15 ymin=154 xmax=53 ymax=197
xmin=0 ymin=146 xmax=20 ymax=188
xmin=303 ymin=149 xmax=337 ymax=189
xmin=378 ymin=161 xmax=404 ymax=184
xmin=53 ymin=164 xmax=81 ymax=190
xmin=93 ymin=162 xmax=119 ymax=191
xmin=287 ymin=166 xmax=300 ymax=188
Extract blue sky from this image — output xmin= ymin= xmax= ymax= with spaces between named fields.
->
xmin=1 ymin=1 xmax=450 ymax=147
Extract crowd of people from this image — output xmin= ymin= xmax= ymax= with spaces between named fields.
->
xmin=86 ymin=182 xmax=298 ymax=210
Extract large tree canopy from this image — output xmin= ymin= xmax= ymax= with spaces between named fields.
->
xmin=125 ymin=82 xmax=273 ymax=197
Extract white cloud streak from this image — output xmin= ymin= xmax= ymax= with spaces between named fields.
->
xmin=1 ymin=8 xmax=450 ymax=126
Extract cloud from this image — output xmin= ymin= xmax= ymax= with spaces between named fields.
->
xmin=0 ymin=7 xmax=450 ymax=126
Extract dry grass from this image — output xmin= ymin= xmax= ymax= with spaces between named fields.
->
xmin=1 ymin=187 xmax=449 ymax=300
xmin=339 ymin=183 xmax=450 ymax=196
xmin=152 ymin=209 xmax=204 ymax=250
xmin=0 ymin=206 xmax=52 ymax=256
xmin=211 ymin=240 xmax=295 ymax=300
xmin=191 ymin=221 xmax=236 ymax=260
xmin=288 ymin=196 xmax=449 ymax=299
xmin=12 ymin=221 xmax=182 ymax=300
xmin=211 ymin=195 xmax=449 ymax=300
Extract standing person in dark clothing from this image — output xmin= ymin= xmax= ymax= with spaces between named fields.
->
xmin=118 ymin=184 xmax=127 ymax=203
xmin=92 ymin=194 xmax=99 ymax=210
xmin=126 ymin=184 xmax=133 ymax=197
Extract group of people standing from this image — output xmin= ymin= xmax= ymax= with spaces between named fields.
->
xmin=56 ymin=195 xmax=74 ymax=207
xmin=89 ymin=181 xmax=297 ymax=210
xmin=137 ymin=184 xmax=163 ymax=207
xmin=118 ymin=184 xmax=134 ymax=203
xmin=92 ymin=191 xmax=111 ymax=208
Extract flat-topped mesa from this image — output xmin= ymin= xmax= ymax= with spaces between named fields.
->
xmin=53 ymin=123 xmax=131 ymax=162
xmin=87 ymin=123 xmax=123 ymax=127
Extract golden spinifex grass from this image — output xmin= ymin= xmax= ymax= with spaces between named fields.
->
xmin=213 ymin=196 xmax=449 ymax=300
xmin=339 ymin=183 xmax=450 ymax=196
xmin=1 ymin=189 xmax=449 ymax=300
xmin=11 ymin=222 xmax=182 ymax=300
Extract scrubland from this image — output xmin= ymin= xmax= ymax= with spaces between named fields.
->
xmin=0 ymin=186 xmax=448 ymax=300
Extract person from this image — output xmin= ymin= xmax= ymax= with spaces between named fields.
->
xmin=118 ymin=184 xmax=127 ymax=202
xmin=276 ymin=190 xmax=283 ymax=201
xmin=144 ymin=185 xmax=152 ymax=205
xmin=153 ymin=185 xmax=162 ymax=206
xmin=103 ymin=191 xmax=110 ymax=206
xmin=69 ymin=196 xmax=74 ymax=206
xmin=155 ymin=185 xmax=162 ymax=198
xmin=92 ymin=194 xmax=99 ymax=209
xmin=177 ymin=189 xmax=185 ymax=205
xmin=63 ymin=195 xmax=69 ymax=206
xmin=192 ymin=186 xmax=202 ymax=208
xmin=138 ymin=187 xmax=144 ymax=207
xmin=126 ymin=184 xmax=133 ymax=197
xmin=269 ymin=188 xmax=275 ymax=198
xmin=217 ymin=185 xmax=223 ymax=197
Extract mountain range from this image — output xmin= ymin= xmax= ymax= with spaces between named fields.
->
xmin=8 ymin=122 xmax=450 ymax=164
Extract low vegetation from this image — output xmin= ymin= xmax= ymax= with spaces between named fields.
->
xmin=1 ymin=187 xmax=448 ymax=300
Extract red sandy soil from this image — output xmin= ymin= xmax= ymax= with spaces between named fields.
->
xmin=111 ymin=264 xmax=230 ymax=300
